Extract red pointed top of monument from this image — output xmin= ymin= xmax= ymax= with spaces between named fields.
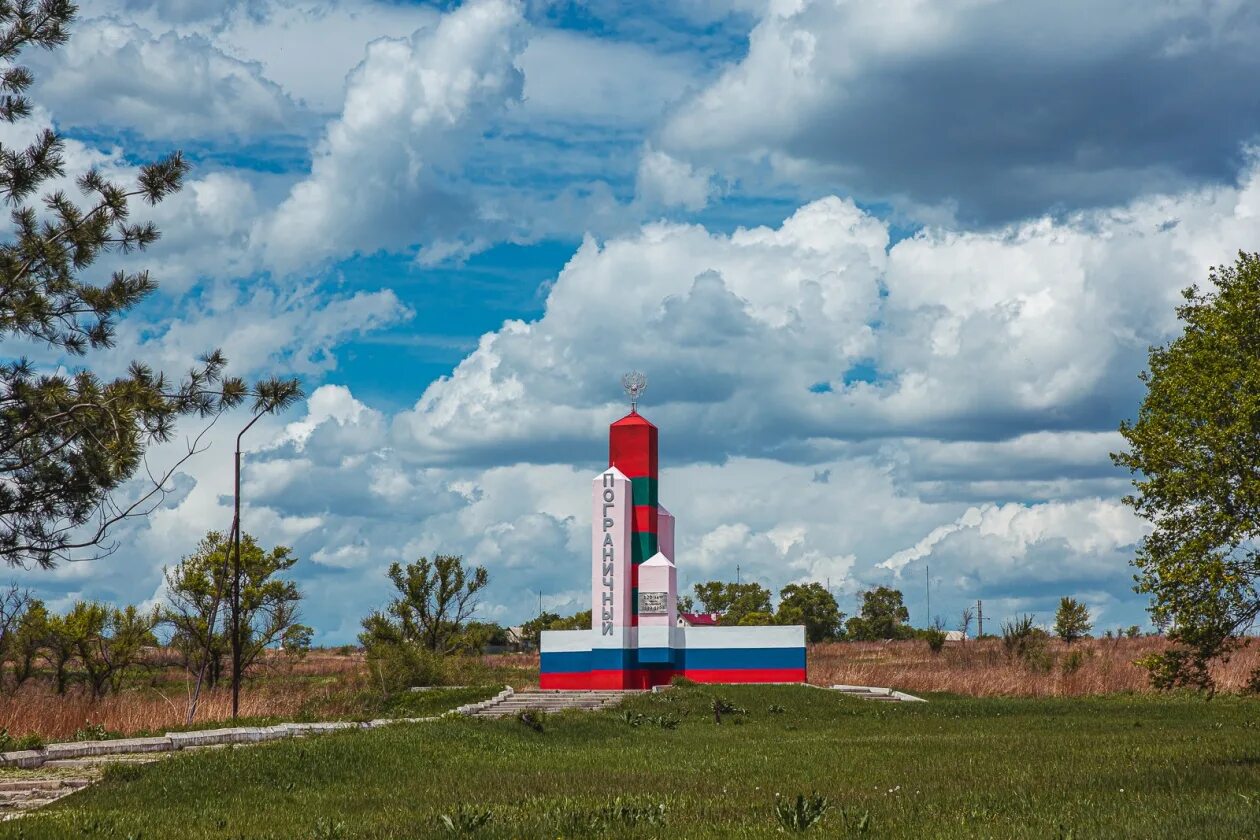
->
xmin=612 ymin=410 xmax=656 ymax=429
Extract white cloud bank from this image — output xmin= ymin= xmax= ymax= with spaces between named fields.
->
xmin=28 ymin=153 xmax=1259 ymax=641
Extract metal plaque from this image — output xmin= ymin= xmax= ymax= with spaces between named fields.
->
xmin=638 ymin=591 xmax=668 ymax=615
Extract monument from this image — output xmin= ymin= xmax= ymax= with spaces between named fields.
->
xmin=540 ymin=373 xmax=807 ymax=690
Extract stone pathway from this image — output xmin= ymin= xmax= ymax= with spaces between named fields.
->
xmin=467 ymin=689 xmax=640 ymax=718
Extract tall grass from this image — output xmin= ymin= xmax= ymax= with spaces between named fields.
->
xmin=0 ymin=679 xmax=370 ymax=741
xmin=808 ymin=636 xmax=1260 ymax=696
xmin=3 ymin=640 xmax=1254 ymax=743
xmin=0 ymin=649 xmax=535 ymax=742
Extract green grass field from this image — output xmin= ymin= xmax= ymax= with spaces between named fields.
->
xmin=4 ymin=684 xmax=1258 ymax=839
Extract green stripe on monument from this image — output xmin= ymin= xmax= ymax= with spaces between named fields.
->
xmin=631 ymin=477 xmax=658 ymax=507
xmin=632 ymin=532 xmax=658 ymax=564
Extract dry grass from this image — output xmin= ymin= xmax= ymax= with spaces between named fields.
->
xmin=4 ymin=640 xmax=1255 ymax=742
xmin=808 ymin=636 xmax=1260 ymax=696
xmin=0 ymin=650 xmax=372 ymax=742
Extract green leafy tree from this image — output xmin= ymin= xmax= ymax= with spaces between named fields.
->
xmin=549 ymin=609 xmax=592 ymax=631
xmin=360 ymin=555 xmax=488 ymax=654
xmin=776 ymin=582 xmax=845 ymax=642
xmin=722 ymin=584 xmax=772 ymax=625
xmin=0 ymin=4 xmax=309 ymax=568
xmin=43 ymin=608 xmax=75 ymax=693
xmin=163 ymin=531 xmax=304 ymax=688
xmin=7 ymin=596 xmax=46 ymax=688
xmin=1054 ymin=597 xmax=1092 ymax=643
xmin=691 ymin=581 xmax=730 ymax=613
xmin=458 ymin=620 xmax=509 ymax=652
xmin=280 ymin=623 xmax=314 ymax=659
xmin=676 ymin=594 xmax=695 ymax=614
xmin=735 ymin=611 xmax=774 ymax=626
xmin=517 ymin=611 xmax=560 ymax=648
xmin=508 ymin=608 xmax=594 ymax=650
xmin=61 ymin=601 xmax=158 ymax=698
xmin=1113 ymin=252 xmax=1260 ymax=692
xmin=844 ymin=586 xmax=913 ymax=641
xmin=691 ymin=581 xmax=772 ymax=625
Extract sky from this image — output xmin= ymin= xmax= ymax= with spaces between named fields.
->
xmin=5 ymin=0 xmax=1260 ymax=642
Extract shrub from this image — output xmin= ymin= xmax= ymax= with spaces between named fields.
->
xmin=924 ymin=628 xmax=947 ymax=654
xmin=1002 ymin=614 xmax=1050 ymax=668
xmin=774 ymin=792 xmax=830 ymax=832
xmin=1136 ymin=648 xmax=1212 ymax=692
xmin=364 ymin=642 xmax=447 ymax=694
xmin=1061 ymin=649 xmax=1087 ymax=675
xmin=0 ymin=729 xmax=44 ymax=751
xmin=73 ymin=722 xmax=119 ymax=742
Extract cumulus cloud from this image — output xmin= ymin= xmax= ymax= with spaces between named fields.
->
xmin=635 ymin=146 xmax=716 ymax=210
xmin=660 ymin=0 xmax=1260 ymax=222
xmin=394 ymin=158 xmax=1260 ymax=469
xmin=517 ymin=30 xmax=701 ymax=128
xmin=104 ymin=282 xmax=411 ymax=382
xmin=29 ymin=17 xmax=303 ymax=139
xmin=256 ymin=0 xmax=528 ymax=270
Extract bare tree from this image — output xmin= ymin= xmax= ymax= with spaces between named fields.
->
xmin=959 ymin=606 xmax=975 ymax=642
xmin=0 ymin=583 xmax=29 ymax=653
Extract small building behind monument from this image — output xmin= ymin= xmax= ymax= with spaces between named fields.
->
xmin=540 ymin=374 xmax=807 ymax=690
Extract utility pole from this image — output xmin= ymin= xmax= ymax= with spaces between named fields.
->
xmin=736 ymin=564 xmax=741 ymax=585
xmin=538 ymin=589 xmax=542 ymax=617
xmin=976 ymin=599 xmax=983 ymax=638
xmin=925 ymin=564 xmax=930 ymax=626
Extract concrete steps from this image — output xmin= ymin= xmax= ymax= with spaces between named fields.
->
xmin=0 ymin=778 xmax=91 ymax=816
xmin=829 ymin=684 xmax=925 ymax=702
xmin=468 ymin=690 xmax=640 ymax=718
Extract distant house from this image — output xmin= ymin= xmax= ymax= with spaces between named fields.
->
xmin=945 ymin=630 xmax=967 ymax=642
xmin=678 ymin=612 xmax=722 ymax=627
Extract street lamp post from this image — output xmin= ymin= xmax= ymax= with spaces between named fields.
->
xmin=231 ymin=411 xmax=269 ymax=720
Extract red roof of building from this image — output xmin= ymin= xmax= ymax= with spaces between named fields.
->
xmin=680 ymin=612 xmax=721 ymax=626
